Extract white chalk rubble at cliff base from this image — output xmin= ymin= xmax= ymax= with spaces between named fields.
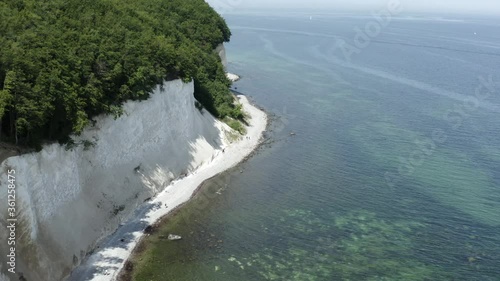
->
xmin=226 ymin=72 xmax=240 ymax=82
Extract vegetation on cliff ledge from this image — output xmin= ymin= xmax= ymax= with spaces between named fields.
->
xmin=0 ymin=0 xmax=240 ymax=148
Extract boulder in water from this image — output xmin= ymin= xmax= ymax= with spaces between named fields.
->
xmin=168 ymin=234 xmax=182 ymax=241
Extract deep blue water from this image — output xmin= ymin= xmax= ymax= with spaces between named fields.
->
xmin=133 ymin=12 xmax=500 ymax=281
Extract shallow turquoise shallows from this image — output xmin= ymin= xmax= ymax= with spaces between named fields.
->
xmin=135 ymin=12 xmax=500 ymax=281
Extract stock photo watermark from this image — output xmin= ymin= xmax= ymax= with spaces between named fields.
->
xmin=385 ymin=75 xmax=497 ymax=188
xmin=179 ymin=104 xmax=294 ymax=225
xmin=208 ymin=0 xmax=243 ymax=15
xmin=181 ymin=172 xmax=233 ymax=225
xmin=6 ymin=168 xmax=17 ymax=274
xmin=333 ymin=0 xmax=403 ymax=61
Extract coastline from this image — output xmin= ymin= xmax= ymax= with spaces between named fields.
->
xmin=69 ymin=94 xmax=268 ymax=281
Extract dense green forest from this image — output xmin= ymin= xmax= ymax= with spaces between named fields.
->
xmin=0 ymin=0 xmax=241 ymax=148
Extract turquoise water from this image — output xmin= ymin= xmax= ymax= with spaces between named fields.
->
xmin=134 ymin=13 xmax=500 ymax=280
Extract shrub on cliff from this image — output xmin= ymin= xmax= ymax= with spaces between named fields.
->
xmin=0 ymin=0 xmax=238 ymax=148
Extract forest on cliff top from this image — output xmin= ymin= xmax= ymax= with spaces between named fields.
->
xmin=0 ymin=0 xmax=240 ymax=148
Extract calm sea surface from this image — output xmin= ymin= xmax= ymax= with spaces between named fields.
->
xmin=133 ymin=12 xmax=500 ymax=281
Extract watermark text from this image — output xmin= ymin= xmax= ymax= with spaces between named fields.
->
xmin=6 ymin=169 xmax=16 ymax=274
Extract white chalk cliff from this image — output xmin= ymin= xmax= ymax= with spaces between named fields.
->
xmin=0 ymin=79 xmax=235 ymax=281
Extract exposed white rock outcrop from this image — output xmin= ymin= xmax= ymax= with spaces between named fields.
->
xmin=215 ymin=43 xmax=228 ymax=69
xmin=216 ymin=44 xmax=240 ymax=82
xmin=0 ymin=79 xmax=233 ymax=281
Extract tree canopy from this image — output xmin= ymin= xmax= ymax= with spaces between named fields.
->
xmin=0 ymin=0 xmax=238 ymax=148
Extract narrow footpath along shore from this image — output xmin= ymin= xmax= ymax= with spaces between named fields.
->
xmin=69 ymin=95 xmax=267 ymax=281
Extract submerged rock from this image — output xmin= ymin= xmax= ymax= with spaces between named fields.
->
xmin=168 ymin=234 xmax=182 ymax=241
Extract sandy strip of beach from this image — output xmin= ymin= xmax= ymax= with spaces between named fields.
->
xmin=69 ymin=95 xmax=267 ymax=281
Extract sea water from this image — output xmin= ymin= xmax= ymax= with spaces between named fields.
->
xmin=132 ymin=12 xmax=500 ymax=281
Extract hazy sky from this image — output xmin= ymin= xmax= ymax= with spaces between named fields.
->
xmin=207 ymin=0 xmax=500 ymax=15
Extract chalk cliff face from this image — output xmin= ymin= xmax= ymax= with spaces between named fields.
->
xmin=0 ymin=79 xmax=233 ymax=281
xmin=215 ymin=43 xmax=228 ymax=69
